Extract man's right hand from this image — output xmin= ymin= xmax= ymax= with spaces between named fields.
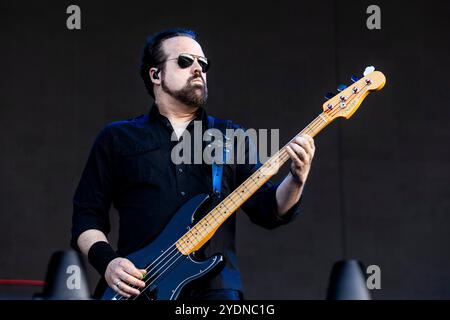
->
xmin=104 ymin=257 xmax=147 ymax=298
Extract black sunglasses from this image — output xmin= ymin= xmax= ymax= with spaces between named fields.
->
xmin=162 ymin=53 xmax=210 ymax=73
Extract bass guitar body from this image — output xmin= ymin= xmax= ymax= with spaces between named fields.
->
xmin=102 ymin=194 xmax=224 ymax=300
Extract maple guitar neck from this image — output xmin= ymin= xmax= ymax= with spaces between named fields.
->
xmin=176 ymin=70 xmax=386 ymax=255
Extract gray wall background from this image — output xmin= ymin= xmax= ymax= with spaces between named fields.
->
xmin=1 ymin=0 xmax=449 ymax=299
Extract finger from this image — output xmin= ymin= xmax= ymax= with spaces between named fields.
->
xmin=302 ymin=134 xmax=315 ymax=150
xmin=293 ymin=136 xmax=313 ymax=156
xmin=119 ymin=270 xmax=146 ymax=288
xmin=116 ymin=279 xmax=141 ymax=296
xmin=139 ymin=269 xmax=147 ymax=280
xmin=306 ymin=135 xmax=316 ymax=150
xmin=120 ymin=259 xmax=145 ymax=280
xmin=293 ymin=135 xmax=315 ymax=161
xmin=304 ymin=135 xmax=316 ymax=159
xmin=286 ymin=146 xmax=302 ymax=167
xmin=289 ymin=143 xmax=307 ymax=163
xmin=292 ymin=141 xmax=312 ymax=161
xmin=111 ymin=279 xmax=131 ymax=298
xmin=115 ymin=286 xmax=132 ymax=299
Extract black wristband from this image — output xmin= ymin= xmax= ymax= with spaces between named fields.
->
xmin=88 ymin=241 xmax=119 ymax=277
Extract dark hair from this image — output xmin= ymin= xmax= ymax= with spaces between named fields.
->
xmin=140 ymin=28 xmax=197 ymax=98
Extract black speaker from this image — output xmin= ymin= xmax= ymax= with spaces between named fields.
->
xmin=37 ymin=250 xmax=91 ymax=300
xmin=326 ymin=259 xmax=371 ymax=300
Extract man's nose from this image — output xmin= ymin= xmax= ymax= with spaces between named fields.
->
xmin=191 ymin=58 xmax=203 ymax=75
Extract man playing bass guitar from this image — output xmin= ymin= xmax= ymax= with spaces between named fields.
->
xmin=71 ymin=28 xmax=315 ymax=300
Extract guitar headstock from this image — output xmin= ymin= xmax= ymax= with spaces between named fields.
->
xmin=322 ymin=67 xmax=386 ymax=120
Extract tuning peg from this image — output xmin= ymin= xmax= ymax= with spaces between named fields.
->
xmin=351 ymin=75 xmax=360 ymax=83
xmin=337 ymin=84 xmax=347 ymax=92
xmin=324 ymin=92 xmax=335 ymax=100
xmin=363 ymin=66 xmax=375 ymax=76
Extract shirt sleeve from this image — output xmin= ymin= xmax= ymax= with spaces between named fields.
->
xmin=234 ymin=126 xmax=302 ymax=230
xmin=70 ymin=125 xmax=115 ymax=251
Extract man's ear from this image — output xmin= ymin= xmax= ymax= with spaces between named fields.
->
xmin=149 ymin=68 xmax=161 ymax=84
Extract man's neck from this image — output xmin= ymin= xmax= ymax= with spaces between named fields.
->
xmin=155 ymin=96 xmax=199 ymax=139
xmin=155 ymin=95 xmax=198 ymax=124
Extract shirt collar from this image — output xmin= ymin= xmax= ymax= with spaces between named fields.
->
xmin=148 ymin=103 xmax=208 ymax=130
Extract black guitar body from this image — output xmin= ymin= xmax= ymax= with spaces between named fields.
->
xmin=101 ymin=194 xmax=224 ymax=300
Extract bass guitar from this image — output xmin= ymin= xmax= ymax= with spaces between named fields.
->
xmin=102 ymin=67 xmax=386 ymax=300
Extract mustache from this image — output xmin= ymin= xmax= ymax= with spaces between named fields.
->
xmin=188 ymin=74 xmax=205 ymax=84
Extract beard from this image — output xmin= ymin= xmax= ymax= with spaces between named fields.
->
xmin=161 ymin=75 xmax=208 ymax=108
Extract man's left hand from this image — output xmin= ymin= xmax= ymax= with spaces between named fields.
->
xmin=285 ymin=134 xmax=315 ymax=186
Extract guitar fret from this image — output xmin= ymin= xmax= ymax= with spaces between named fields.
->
xmin=242 ymin=183 xmax=251 ymax=193
xmin=250 ymin=169 xmax=261 ymax=186
xmin=191 ymin=226 xmax=203 ymax=239
xmin=209 ymin=214 xmax=219 ymax=225
xmin=235 ymin=189 xmax=245 ymax=199
xmin=207 ymin=215 xmax=217 ymax=226
xmin=227 ymin=196 xmax=238 ymax=208
xmin=248 ymin=176 xmax=256 ymax=185
xmin=213 ymin=213 xmax=224 ymax=224
xmin=221 ymin=203 xmax=230 ymax=214
xmin=319 ymin=114 xmax=328 ymax=123
xmin=183 ymin=233 xmax=195 ymax=247
xmin=213 ymin=208 xmax=222 ymax=218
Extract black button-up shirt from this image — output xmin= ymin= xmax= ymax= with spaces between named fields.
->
xmin=71 ymin=104 xmax=301 ymax=294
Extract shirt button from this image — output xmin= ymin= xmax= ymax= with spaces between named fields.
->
xmin=181 ymin=191 xmax=186 ymax=196
xmin=178 ymin=168 xmax=183 ymax=173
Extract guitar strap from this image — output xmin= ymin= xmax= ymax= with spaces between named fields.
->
xmin=207 ymin=116 xmax=232 ymax=198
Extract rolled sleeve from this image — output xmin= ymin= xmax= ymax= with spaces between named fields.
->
xmin=241 ymin=181 xmax=301 ymax=229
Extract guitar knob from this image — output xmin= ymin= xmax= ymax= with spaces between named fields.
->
xmin=324 ymin=92 xmax=334 ymax=100
xmin=363 ymin=66 xmax=375 ymax=76
xmin=337 ymin=84 xmax=347 ymax=92
xmin=351 ymin=75 xmax=360 ymax=83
